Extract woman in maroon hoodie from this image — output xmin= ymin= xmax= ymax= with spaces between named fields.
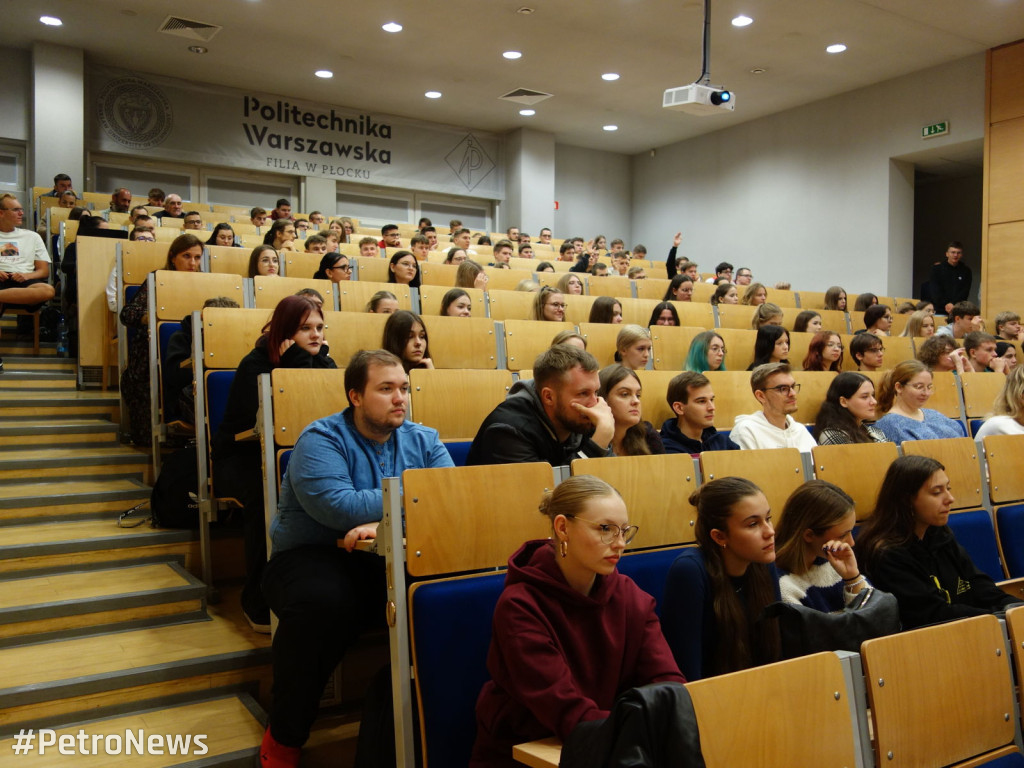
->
xmin=471 ymin=476 xmax=686 ymax=768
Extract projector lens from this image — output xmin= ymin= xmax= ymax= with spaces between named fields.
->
xmin=711 ymin=90 xmax=732 ymax=105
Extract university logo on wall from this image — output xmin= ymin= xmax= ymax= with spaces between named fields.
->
xmin=445 ymin=134 xmax=495 ymax=191
xmin=98 ymin=77 xmax=174 ymax=150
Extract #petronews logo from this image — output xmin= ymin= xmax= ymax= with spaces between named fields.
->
xmin=11 ymin=728 xmax=208 ymax=757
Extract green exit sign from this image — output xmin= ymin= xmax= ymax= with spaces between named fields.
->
xmin=922 ymin=121 xmax=949 ymax=139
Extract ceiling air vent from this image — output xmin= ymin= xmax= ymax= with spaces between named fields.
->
xmin=159 ymin=16 xmax=223 ymax=42
xmin=499 ymin=88 xmax=553 ymax=106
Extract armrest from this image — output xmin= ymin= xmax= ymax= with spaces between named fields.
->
xmin=512 ymin=737 xmax=563 ymax=768
xmin=998 ymin=577 xmax=1024 ymax=601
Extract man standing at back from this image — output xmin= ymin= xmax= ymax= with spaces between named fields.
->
xmin=730 ymin=363 xmax=817 ymax=451
xmin=259 ymin=350 xmax=452 ymax=767
xmin=929 ymin=241 xmax=972 ymax=315
xmin=467 ymin=345 xmax=614 ymax=465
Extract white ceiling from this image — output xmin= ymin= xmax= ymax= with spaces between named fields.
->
xmin=9 ymin=0 xmax=1024 ymax=155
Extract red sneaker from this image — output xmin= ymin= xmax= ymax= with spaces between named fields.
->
xmin=260 ymin=726 xmax=300 ymax=767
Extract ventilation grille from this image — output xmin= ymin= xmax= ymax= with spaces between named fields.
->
xmin=159 ymin=16 xmax=222 ymax=42
xmin=499 ymin=88 xmax=553 ymax=106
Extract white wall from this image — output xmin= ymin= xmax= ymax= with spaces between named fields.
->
xmin=503 ymin=128 xmax=555 ymax=236
xmin=0 ymin=47 xmax=30 ymax=142
xmin=630 ymin=54 xmax=986 ymax=296
xmin=32 ymin=43 xmax=84 ymax=191
xmin=554 ymin=144 xmax=632 ymax=246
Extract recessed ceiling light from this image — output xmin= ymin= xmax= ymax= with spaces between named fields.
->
xmin=519 ymin=109 xmax=536 ymax=116
xmin=826 ymin=43 xmax=847 ymax=53
xmin=603 ymin=125 xmax=618 ymax=132
xmin=601 ymin=73 xmax=620 ymax=81
xmin=382 ymin=22 xmax=403 ymax=33
xmin=188 ymin=46 xmax=208 ymax=54
xmin=750 ymin=67 xmax=767 ymax=74
xmin=315 ymin=70 xmax=333 ymax=79
xmin=503 ymin=51 xmax=522 ymax=60
xmin=39 ymin=15 xmax=62 ymax=26
xmin=424 ymin=91 xmax=442 ymax=99
xmin=731 ymin=15 xmax=753 ymax=27
xmin=516 ymin=7 xmax=534 ymax=14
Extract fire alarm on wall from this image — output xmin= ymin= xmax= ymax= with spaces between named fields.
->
xmin=554 ymin=201 xmax=559 ymax=210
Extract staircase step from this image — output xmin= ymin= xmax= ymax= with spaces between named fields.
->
xmin=0 ymin=614 xmax=271 ymax=731
xmin=0 ymin=478 xmax=151 ymax=523
xmin=0 ymin=692 xmax=266 ymax=765
xmin=0 ymin=391 xmax=120 ymax=420
xmin=0 ymin=340 xmax=58 ymax=357
xmin=0 ymin=518 xmax=198 ymax=577
xmin=0 ymin=562 xmax=206 ymax=644
xmin=0 ymin=445 xmax=149 ymax=481
xmin=0 ymin=418 xmax=119 ymax=448
xmin=0 ymin=371 xmax=78 ymax=390
xmin=0 ymin=355 xmax=77 ymax=373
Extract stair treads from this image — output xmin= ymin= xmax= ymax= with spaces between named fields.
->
xmin=0 ymin=519 xmax=180 ymax=548
xmin=0 ymin=447 xmax=148 ymax=461
xmin=0 ymin=563 xmax=192 ymax=611
xmin=0 ymin=694 xmax=263 ymax=767
xmin=0 ymin=616 xmax=269 ymax=691
xmin=0 ymin=478 xmax=146 ymax=501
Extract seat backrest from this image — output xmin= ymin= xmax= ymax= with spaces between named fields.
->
xmin=946 ymin=509 xmax=1007 ymax=581
xmin=618 ymin=297 xmax=660 ymax=327
xmin=667 ymin=301 xmax=715 ymax=330
xmin=417 ymin=286 xmax=486 ymax=318
xmin=409 ymin=368 xmax=513 ymax=440
xmin=861 ymin=614 xmax=1016 ymax=768
xmin=486 ymin=288 xmax=536 ymax=322
xmin=983 ymin=434 xmax=1024 ymax=504
xmin=687 ymin=652 xmax=858 ymax=768
xmin=207 ymin=245 xmax=251 ymax=277
xmin=635 ymin=369 xmax=685 ymax=430
xmin=811 ymin=441 xmax=900 ymax=520
xmin=153 ymin=270 xmax=246 ymax=321
xmin=482 ymin=266 xmax=534 ymax=292
xmin=586 ymin=275 xmax=632 ymax=298
xmin=409 ymin=572 xmax=506 ymax=768
xmin=702 ymin=371 xmax=759 ymax=425
xmin=714 ymin=328 xmax=756 ymax=371
xmin=636 ymin=278 xmax=672 ymax=301
xmin=337 ymin=280 xmax=413 ymax=312
xmin=320 ymin=310 xmax=388 ymax=369
xmin=201 ymin=307 xmax=272 ymax=370
xmin=419 ymin=314 xmax=498 ymax=369
xmin=253 ymin=275 xmax=335 ymax=310
xmin=577 ymin=322 xmax=624 ymax=367
xmin=701 ymin=447 xmax=807 ymax=516
xmin=270 ymin=367 xmax=349 ymax=448
xmin=122 ymin=242 xmax=171 ymax=285
xmin=282 ymin=251 xmax=325 ymax=280
xmin=1007 ymin=607 xmax=1024 ymax=730
xmin=570 ymin=454 xmax=698 ymax=548
xmin=355 ymin=257 xmax=392 ymax=283
xmin=650 ymin=325 xmax=705 ymax=371
xmin=403 ymin=463 xmax=554 ymax=578
xmin=563 ymin=293 xmax=598 ymax=325
xmin=790 ymin=370 xmax=836 ymax=426
xmin=716 ymin=303 xmax=758 ymax=330
xmin=817 ymin=309 xmax=849 ymax=334
xmin=204 ymin=370 xmax=235 ymax=446
xmin=901 ymin=437 xmax=982 ymax=510
xmin=503 ymin=319 xmax=573 ymax=372
xmin=960 ymin=371 xmax=1005 ymax=419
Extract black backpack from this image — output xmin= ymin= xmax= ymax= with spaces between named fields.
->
xmin=150 ymin=445 xmax=200 ymax=528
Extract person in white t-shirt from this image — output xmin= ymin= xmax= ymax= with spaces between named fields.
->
xmin=976 ymin=365 xmax=1024 ymax=438
xmin=0 ymin=194 xmax=54 ymax=310
xmin=731 ymin=363 xmax=817 ymax=451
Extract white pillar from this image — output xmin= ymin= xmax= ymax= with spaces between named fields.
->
xmin=31 ymin=42 xmax=84 ymax=191
xmin=504 ymin=128 xmax=555 ymax=237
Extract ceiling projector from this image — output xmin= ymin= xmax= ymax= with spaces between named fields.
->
xmin=663 ymin=83 xmax=735 ymax=116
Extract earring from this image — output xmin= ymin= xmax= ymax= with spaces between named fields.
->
xmin=559 ymin=539 xmax=568 ymax=558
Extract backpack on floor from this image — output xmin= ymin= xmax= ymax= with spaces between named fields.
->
xmin=150 ymin=445 xmax=200 ymax=529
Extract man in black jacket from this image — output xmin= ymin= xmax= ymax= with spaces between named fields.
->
xmin=467 ymin=345 xmax=614 ymax=466
xmin=929 ymin=241 xmax=972 ymax=314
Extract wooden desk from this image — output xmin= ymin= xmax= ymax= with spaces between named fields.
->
xmin=513 ymin=737 xmax=561 ymax=768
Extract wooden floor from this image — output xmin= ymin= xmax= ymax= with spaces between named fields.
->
xmin=0 ymin=563 xmax=191 ymax=611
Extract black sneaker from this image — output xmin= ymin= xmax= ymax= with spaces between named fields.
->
xmin=243 ymin=606 xmax=271 ymax=634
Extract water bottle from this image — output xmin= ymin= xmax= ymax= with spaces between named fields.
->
xmin=57 ymin=315 xmax=69 ymax=358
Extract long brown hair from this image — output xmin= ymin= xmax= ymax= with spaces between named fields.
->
xmin=598 ymin=365 xmax=651 ymax=457
xmin=692 ymin=477 xmax=780 ymax=675
xmin=774 ymin=480 xmax=855 ymax=575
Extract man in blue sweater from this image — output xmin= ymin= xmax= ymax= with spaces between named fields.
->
xmin=260 ymin=349 xmax=453 ymax=767
xmin=660 ymin=371 xmax=740 ymax=454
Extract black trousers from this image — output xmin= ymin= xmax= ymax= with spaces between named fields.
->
xmin=262 ymin=545 xmax=387 ymax=748
xmin=212 ymin=452 xmax=267 ymax=617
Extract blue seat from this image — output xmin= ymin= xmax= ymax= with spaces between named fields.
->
xmin=947 ymin=509 xmax=1006 ymax=582
xmin=410 ymin=572 xmax=506 ymax=768
xmin=444 ymin=441 xmax=473 ymax=467
xmin=618 ymin=546 xmax=689 ymax=616
xmin=996 ymin=503 xmax=1024 ymax=579
xmin=157 ymin=321 xmax=181 ymax=366
xmin=205 ymin=370 xmax=235 ymax=437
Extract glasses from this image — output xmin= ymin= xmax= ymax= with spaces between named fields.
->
xmin=330 ymin=264 xmax=353 ymax=272
xmin=905 ymin=382 xmax=935 ymax=393
xmin=2 ymin=206 xmax=24 ymax=213
xmin=708 ymin=345 xmax=726 ymax=354
xmin=566 ymin=515 xmax=639 ymax=545
xmin=547 ymin=302 xmax=567 ymax=310
xmin=762 ymin=383 xmax=801 ymax=395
